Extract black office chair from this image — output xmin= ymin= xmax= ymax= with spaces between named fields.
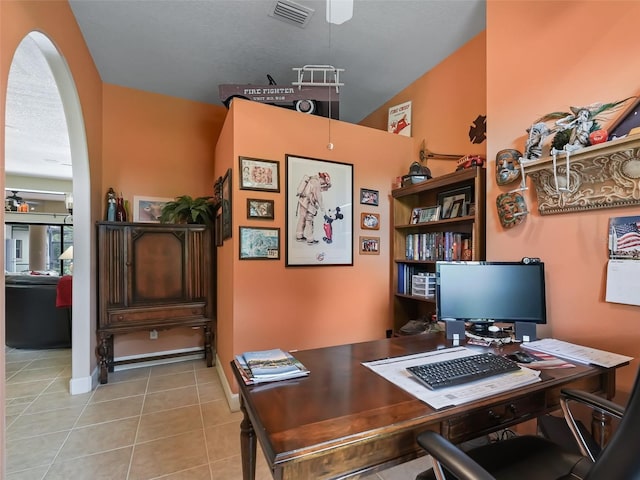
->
xmin=415 ymin=370 xmax=640 ymax=480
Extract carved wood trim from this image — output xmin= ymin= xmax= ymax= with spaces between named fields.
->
xmin=524 ymin=135 xmax=640 ymax=215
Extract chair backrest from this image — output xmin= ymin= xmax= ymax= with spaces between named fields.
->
xmin=586 ymin=367 xmax=640 ymax=479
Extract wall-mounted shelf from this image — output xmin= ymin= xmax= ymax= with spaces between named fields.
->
xmin=524 ymin=135 xmax=640 ymax=215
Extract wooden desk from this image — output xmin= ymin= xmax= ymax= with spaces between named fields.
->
xmin=231 ymin=334 xmax=619 ymax=480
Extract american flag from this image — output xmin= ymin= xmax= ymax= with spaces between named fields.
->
xmin=614 ymin=222 xmax=640 ymax=251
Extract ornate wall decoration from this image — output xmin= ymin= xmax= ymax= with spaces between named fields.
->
xmin=525 ymin=135 xmax=640 ymax=215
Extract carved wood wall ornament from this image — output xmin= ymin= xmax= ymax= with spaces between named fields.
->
xmin=525 ymin=135 xmax=640 ymax=215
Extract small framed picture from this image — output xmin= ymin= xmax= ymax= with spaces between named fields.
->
xmin=448 ymin=199 xmax=465 ymax=218
xmin=360 ymin=188 xmax=379 ymax=206
xmin=247 ymin=198 xmax=274 ymax=220
xmin=419 ymin=205 xmax=441 ymax=223
xmin=410 ymin=208 xmax=421 ymax=224
xmin=239 ymin=157 xmax=280 ymax=192
xmin=438 ymin=186 xmax=471 ymax=220
xmin=133 ymin=196 xmax=173 ymax=223
xmin=359 ymin=236 xmax=380 ymax=255
xmin=239 ymin=226 xmax=280 ymax=260
xmin=361 ymin=212 xmax=380 ymax=230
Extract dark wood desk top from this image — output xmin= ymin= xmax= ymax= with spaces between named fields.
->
xmin=232 ymin=333 xmax=616 ymax=479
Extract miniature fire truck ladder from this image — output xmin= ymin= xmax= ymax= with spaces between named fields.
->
xmin=292 ymin=65 xmax=344 ymax=93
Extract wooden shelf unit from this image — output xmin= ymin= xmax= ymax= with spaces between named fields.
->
xmin=391 ymin=167 xmax=486 ymax=333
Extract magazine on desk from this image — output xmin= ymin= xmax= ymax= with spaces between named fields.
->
xmin=235 ymin=348 xmax=309 ymax=385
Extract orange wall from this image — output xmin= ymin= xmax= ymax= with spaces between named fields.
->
xmin=360 ymin=31 xmax=487 ymax=177
xmin=1 ymin=0 xmax=104 ymax=467
xmin=216 ymin=99 xmax=414 ymax=389
xmin=486 ymin=0 xmax=639 ymax=395
xmin=101 ymin=84 xmax=227 ymax=355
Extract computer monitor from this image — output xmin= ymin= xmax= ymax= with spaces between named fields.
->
xmin=436 ymin=261 xmax=547 ymax=336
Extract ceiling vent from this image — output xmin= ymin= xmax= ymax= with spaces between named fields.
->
xmin=269 ymin=0 xmax=315 ymax=28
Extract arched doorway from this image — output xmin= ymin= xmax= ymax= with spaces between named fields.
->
xmin=4 ymin=32 xmax=93 ymax=394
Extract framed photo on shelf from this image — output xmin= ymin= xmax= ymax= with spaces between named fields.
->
xmin=360 ymin=188 xmax=379 ymax=206
xmin=438 ymin=186 xmax=471 ymax=219
xmin=132 ymin=196 xmax=172 ymax=223
xmin=221 ymin=168 xmax=232 ymax=239
xmin=247 ymin=198 xmax=274 ymax=220
xmin=360 ymin=212 xmax=380 ymax=230
xmin=419 ymin=205 xmax=440 ymax=223
xmin=239 ymin=226 xmax=280 ymax=260
xmin=239 ymin=157 xmax=280 ymax=192
xmin=410 ymin=207 xmax=421 ymax=224
xmin=359 ymin=236 xmax=380 ymax=255
xmin=285 ymin=154 xmax=353 ymax=266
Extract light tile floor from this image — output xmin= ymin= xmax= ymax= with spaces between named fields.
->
xmin=5 ymin=347 xmax=433 ymax=480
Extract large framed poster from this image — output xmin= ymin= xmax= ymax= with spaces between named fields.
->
xmin=285 ymin=154 xmax=353 ymax=266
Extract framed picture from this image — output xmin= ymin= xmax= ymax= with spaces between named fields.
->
xmin=247 ymin=198 xmax=274 ymax=219
xmin=239 ymin=157 xmax=280 ymax=192
xmin=410 ymin=207 xmax=421 ymax=224
xmin=361 ymin=212 xmax=380 ymax=230
xmin=419 ymin=205 xmax=441 ymax=223
xmin=221 ymin=168 xmax=232 ymax=239
xmin=215 ymin=213 xmax=223 ymax=247
xmin=285 ymin=154 xmax=353 ymax=266
xmin=132 ymin=196 xmax=172 ymax=223
xmin=608 ymin=97 xmax=640 ymax=140
xmin=360 ymin=188 xmax=379 ymax=206
xmin=438 ymin=186 xmax=471 ymax=220
xmin=359 ymin=236 xmax=380 ymax=255
xmin=239 ymin=226 xmax=280 ymax=260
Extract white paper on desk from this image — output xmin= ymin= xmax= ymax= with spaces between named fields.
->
xmin=363 ymin=347 xmax=541 ymax=410
xmin=606 ymin=259 xmax=640 ymax=306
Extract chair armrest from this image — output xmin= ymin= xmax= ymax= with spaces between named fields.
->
xmin=561 ymin=389 xmax=625 ymax=419
xmin=416 ymin=430 xmax=495 ymax=480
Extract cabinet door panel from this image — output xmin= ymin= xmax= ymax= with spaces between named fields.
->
xmin=130 ymin=230 xmax=185 ymax=302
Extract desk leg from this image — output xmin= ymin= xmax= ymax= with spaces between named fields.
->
xmin=239 ymin=396 xmax=256 ymax=480
xmin=591 ymin=410 xmax=611 ymax=447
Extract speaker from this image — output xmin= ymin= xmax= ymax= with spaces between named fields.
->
xmin=445 ymin=319 xmax=466 ymax=341
xmin=515 ymin=322 xmax=537 ymax=342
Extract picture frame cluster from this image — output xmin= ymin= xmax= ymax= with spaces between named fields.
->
xmin=359 ymin=188 xmax=380 ymax=255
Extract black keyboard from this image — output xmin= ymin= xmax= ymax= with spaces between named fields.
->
xmin=407 ymin=353 xmax=520 ymax=390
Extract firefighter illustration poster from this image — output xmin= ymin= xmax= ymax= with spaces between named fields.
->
xmin=388 ymin=100 xmax=412 ymax=137
xmin=285 ymin=154 xmax=353 ymax=266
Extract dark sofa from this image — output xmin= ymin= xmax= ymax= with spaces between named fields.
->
xmin=5 ymin=275 xmax=71 ymax=349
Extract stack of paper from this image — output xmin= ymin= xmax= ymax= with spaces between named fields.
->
xmin=234 ymin=348 xmax=309 ymax=385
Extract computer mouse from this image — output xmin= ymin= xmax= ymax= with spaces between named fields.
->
xmin=488 ymin=325 xmax=500 ymax=333
xmin=509 ymin=351 xmax=536 ymax=363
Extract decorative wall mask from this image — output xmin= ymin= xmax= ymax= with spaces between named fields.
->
xmin=495 ymin=149 xmax=522 ymax=186
xmin=496 ymin=192 xmax=528 ymax=229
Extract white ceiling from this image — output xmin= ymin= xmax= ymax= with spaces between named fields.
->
xmin=4 ymin=0 xmax=486 ymax=190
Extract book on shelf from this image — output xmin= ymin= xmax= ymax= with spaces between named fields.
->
xmin=234 ymin=348 xmax=309 ymax=385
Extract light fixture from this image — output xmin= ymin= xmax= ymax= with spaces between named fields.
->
xmin=64 ymin=192 xmax=73 ymax=214
xmin=58 ymin=245 xmax=73 ymax=260
xmin=326 ymin=0 xmax=353 ymax=25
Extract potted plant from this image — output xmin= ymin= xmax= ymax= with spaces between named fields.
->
xmin=159 ymin=195 xmax=216 ymax=225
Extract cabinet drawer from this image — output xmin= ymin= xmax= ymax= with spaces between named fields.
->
xmin=444 ymin=392 xmax=546 ymax=443
xmin=106 ymin=304 xmax=206 ymax=327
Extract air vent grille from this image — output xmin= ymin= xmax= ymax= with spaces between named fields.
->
xmin=269 ymin=0 xmax=315 ymax=28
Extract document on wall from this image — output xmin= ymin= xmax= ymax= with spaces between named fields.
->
xmin=606 ymin=216 xmax=640 ymax=306
xmin=362 ymin=347 xmax=541 ymax=410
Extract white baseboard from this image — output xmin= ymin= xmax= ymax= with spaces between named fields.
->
xmin=217 ymin=353 xmax=240 ymax=412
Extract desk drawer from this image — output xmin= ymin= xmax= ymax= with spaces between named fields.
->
xmin=106 ymin=304 xmax=206 ymax=327
xmin=444 ymin=392 xmax=546 ymax=443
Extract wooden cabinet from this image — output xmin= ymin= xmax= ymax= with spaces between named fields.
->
xmin=391 ymin=167 xmax=486 ymax=334
xmin=96 ymin=222 xmax=214 ymax=383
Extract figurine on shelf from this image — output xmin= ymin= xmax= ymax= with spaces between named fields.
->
xmin=524 ymin=122 xmax=552 ymax=160
xmin=106 ymin=187 xmax=117 ymax=222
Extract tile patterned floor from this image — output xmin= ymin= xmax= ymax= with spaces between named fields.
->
xmin=4 ymin=347 xmax=432 ymax=479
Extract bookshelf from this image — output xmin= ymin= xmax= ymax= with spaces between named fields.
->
xmin=391 ymin=167 xmax=486 ymax=334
